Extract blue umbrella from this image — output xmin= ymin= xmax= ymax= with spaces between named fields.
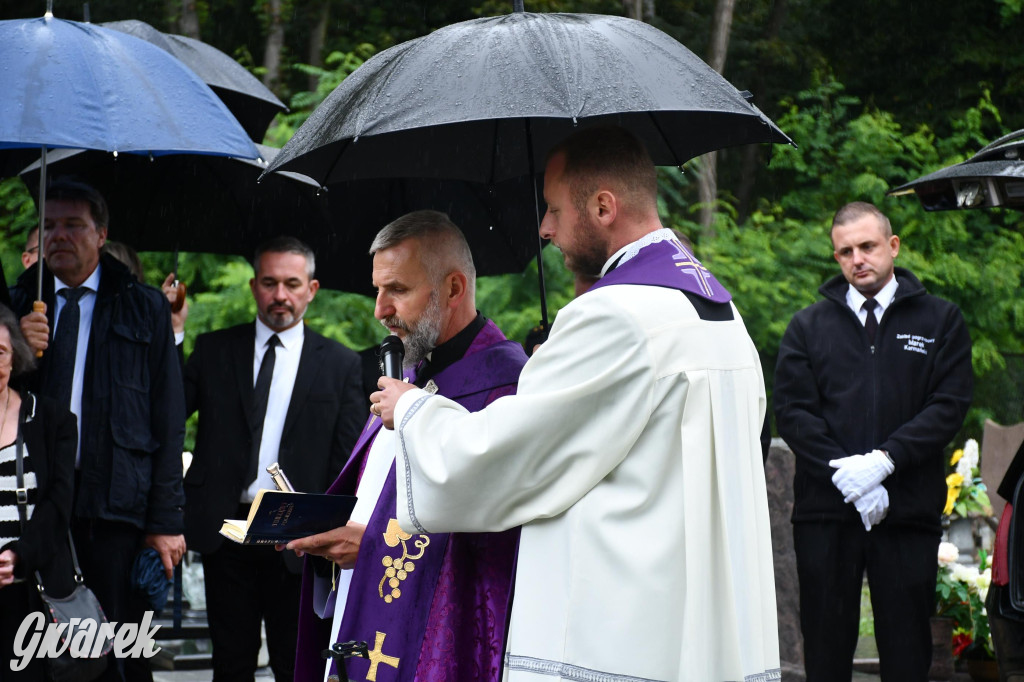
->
xmin=0 ymin=10 xmax=259 ymax=301
xmin=0 ymin=14 xmax=257 ymax=158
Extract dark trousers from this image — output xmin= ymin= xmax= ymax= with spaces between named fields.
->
xmin=71 ymin=517 xmax=150 ymax=682
xmin=987 ymin=584 xmax=1024 ymax=681
xmin=0 ymin=580 xmax=47 ymax=682
xmin=203 ymin=539 xmax=302 ymax=682
xmin=794 ymin=522 xmax=940 ymax=682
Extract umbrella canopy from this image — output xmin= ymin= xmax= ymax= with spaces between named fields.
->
xmin=888 ymin=129 xmax=1024 ymax=211
xmin=266 ymin=11 xmax=793 ymax=183
xmin=314 ymin=174 xmax=540 ymax=292
xmin=0 ymin=11 xmax=259 ymax=302
xmin=103 ymin=19 xmax=287 ymax=141
xmin=0 ymin=14 xmax=258 ymax=165
xmin=20 ymin=145 xmax=326 ymax=256
xmin=20 ymin=148 xmax=538 ymax=293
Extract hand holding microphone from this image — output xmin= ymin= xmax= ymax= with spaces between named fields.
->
xmin=380 ymin=334 xmax=405 ymax=380
xmin=371 ymin=335 xmax=415 ymax=429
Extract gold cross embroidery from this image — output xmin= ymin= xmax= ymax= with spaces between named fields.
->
xmin=365 ymin=631 xmax=399 ymax=681
xmin=670 ymin=240 xmax=714 ymax=297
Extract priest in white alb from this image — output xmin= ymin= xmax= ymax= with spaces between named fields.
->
xmin=372 ymin=126 xmax=780 ymax=682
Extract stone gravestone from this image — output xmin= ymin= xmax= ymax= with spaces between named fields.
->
xmin=980 ymin=419 xmax=1024 ymax=520
xmin=765 ymin=438 xmax=804 ymax=680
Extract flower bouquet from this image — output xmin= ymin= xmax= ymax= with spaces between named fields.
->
xmin=944 ymin=438 xmax=992 ymax=518
xmin=936 ymin=541 xmax=994 ymax=659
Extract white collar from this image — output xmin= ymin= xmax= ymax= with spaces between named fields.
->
xmin=600 ymin=228 xmax=678 ymax=277
xmin=54 ymin=263 xmax=102 ymax=294
xmin=847 ymin=274 xmax=899 ymax=312
xmin=255 ymin=317 xmax=304 ymax=350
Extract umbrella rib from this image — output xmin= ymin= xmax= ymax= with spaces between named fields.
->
xmin=646 ymin=111 xmax=683 ymax=168
xmin=323 ymin=138 xmax=354 ymax=186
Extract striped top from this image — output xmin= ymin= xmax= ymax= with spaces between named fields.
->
xmin=0 ymin=441 xmax=36 ymax=549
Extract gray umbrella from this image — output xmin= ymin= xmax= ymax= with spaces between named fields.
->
xmin=267 ymin=12 xmax=791 ymax=184
xmin=266 ymin=11 xmax=793 ymax=321
xmin=888 ymin=129 xmax=1024 ymax=211
xmin=103 ymin=19 xmax=287 ymax=141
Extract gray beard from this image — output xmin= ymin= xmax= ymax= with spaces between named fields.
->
xmin=379 ymin=290 xmax=443 ymax=370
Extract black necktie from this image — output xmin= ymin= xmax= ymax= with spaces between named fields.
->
xmin=47 ymin=288 xmax=87 ymax=408
xmin=247 ymin=335 xmax=280 ymax=486
xmin=862 ymin=298 xmax=879 ymax=344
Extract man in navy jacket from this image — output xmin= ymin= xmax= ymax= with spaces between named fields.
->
xmin=775 ymin=201 xmax=973 ymax=682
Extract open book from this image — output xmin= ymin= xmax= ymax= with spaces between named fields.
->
xmin=220 ymin=489 xmax=358 ymax=545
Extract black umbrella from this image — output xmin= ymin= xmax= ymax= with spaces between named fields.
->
xmin=20 ymin=148 xmax=539 ymax=293
xmin=266 ymin=11 xmax=792 ymax=319
xmin=888 ymin=129 xmax=1024 ymax=211
xmin=103 ymin=19 xmax=287 ymax=141
xmin=20 ymin=145 xmax=325 ymax=260
xmin=315 ymin=174 xmax=540 ymax=292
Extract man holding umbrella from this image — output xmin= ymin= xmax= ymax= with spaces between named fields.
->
xmin=371 ymin=127 xmax=779 ymax=681
xmin=11 ymin=178 xmax=186 ymax=681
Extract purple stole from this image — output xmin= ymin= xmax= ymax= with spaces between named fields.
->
xmin=589 ymin=237 xmax=732 ymax=301
xmin=294 ymin=321 xmax=526 ymax=682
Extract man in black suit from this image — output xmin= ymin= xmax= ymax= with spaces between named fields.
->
xmin=183 ymin=236 xmax=365 ymax=682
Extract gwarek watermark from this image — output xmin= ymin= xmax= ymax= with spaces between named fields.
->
xmin=9 ymin=612 xmax=162 ymax=672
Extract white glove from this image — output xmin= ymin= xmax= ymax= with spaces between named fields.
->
xmin=853 ymin=484 xmax=889 ymax=531
xmin=829 ymin=449 xmax=895 ymax=503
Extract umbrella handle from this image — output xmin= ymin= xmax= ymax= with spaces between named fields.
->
xmin=32 ymin=301 xmax=45 ymax=358
xmin=170 ymin=281 xmax=187 ymax=313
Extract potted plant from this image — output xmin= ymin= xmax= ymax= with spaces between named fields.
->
xmin=935 ymin=541 xmax=996 ymax=680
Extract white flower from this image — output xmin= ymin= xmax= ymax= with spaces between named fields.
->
xmin=957 ymin=438 xmax=980 ymax=479
xmin=938 ymin=541 xmax=960 ymax=565
xmin=952 ymin=563 xmax=979 ymax=584
xmin=977 ymin=567 xmax=992 ymax=593
xmin=978 ymin=567 xmax=992 ymax=587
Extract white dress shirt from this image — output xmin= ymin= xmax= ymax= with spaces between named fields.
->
xmin=53 ymin=265 xmax=101 ymax=466
xmin=243 ymin=319 xmax=305 ymax=502
xmin=845 ymin=275 xmax=899 ymax=325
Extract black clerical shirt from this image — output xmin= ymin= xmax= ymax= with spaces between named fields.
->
xmin=414 ymin=312 xmax=487 ymax=388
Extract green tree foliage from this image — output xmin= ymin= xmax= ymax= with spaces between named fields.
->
xmin=658 ymin=74 xmax=1024 ymax=435
xmin=3 ymin=0 xmax=1024 ymax=442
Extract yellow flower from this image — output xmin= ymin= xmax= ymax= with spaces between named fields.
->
xmin=945 ymin=472 xmax=964 ymax=515
xmin=944 ymin=487 xmax=959 ymax=515
xmin=951 ymin=449 xmax=964 ymax=466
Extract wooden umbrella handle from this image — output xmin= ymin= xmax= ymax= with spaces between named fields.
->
xmin=170 ymin=281 xmax=187 ymax=313
xmin=32 ymin=300 xmax=45 ymax=358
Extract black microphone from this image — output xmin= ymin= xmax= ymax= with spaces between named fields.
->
xmin=380 ymin=335 xmax=405 ymax=380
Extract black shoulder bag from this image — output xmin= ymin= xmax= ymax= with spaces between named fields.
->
xmin=14 ymin=400 xmax=112 ymax=682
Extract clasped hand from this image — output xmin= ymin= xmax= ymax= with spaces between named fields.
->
xmin=829 ymin=449 xmax=895 ymax=531
xmin=829 ymin=449 xmax=894 ymax=503
xmin=852 ymin=485 xmax=889 ymax=531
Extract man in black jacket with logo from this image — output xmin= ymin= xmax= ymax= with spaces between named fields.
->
xmin=775 ymin=201 xmax=973 ymax=682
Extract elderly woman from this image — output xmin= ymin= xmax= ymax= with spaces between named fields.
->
xmin=0 ymin=304 xmax=78 ymax=680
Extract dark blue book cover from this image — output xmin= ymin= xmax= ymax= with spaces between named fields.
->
xmin=220 ymin=490 xmax=358 ymax=545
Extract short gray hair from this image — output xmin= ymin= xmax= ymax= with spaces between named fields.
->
xmin=253 ymin=236 xmax=316 ymax=279
xmin=0 ymin=304 xmax=36 ymax=377
xmin=370 ymin=211 xmax=476 ymax=294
